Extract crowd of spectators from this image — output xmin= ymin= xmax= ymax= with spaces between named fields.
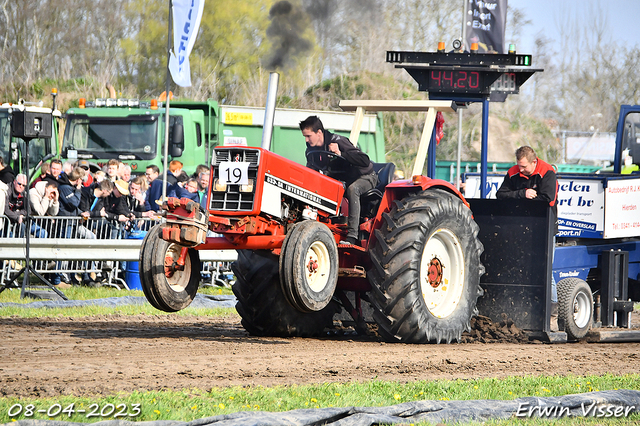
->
xmin=1 ymin=157 xmax=210 ymax=287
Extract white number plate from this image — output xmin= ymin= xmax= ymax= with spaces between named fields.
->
xmin=219 ymin=161 xmax=249 ymax=185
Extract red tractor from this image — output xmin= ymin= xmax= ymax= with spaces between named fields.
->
xmin=139 ymin=99 xmax=484 ymax=343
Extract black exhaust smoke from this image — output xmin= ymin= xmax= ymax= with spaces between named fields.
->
xmin=264 ymin=1 xmax=312 ymax=70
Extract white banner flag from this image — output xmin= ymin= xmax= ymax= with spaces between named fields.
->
xmin=169 ymin=0 xmax=205 ymax=87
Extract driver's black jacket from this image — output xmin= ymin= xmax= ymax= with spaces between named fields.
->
xmin=305 ymin=130 xmax=373 ymax=186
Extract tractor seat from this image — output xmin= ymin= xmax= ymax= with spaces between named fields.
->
xmin=361 ymin=162 xmax=396 ymax=205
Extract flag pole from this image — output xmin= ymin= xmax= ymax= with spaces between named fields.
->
xmin=162 ymin=0 xmax=173 ymax=202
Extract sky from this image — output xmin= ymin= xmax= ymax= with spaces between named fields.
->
xmin=506 ymin=0 xmax=640 ymax=55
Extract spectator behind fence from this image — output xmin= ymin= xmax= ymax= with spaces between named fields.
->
xmin=4 ymin=174 xmax=47 ymax=238
xmin=76 ymin=160 xmax=94 ymax=187
xmin=168 ymin=160 xmax=189 ymax=185
xmin=79 ymin=179 xmax=115 ymax=246
xmin=120 ymin=164 xmax=132 ymax=183
xmin=29 ymin=180 xmax=63 ymax=286
xmin=128 ymin=176 xmax=155 ymax=218
xmin=145 ymin=164 xmax=164 ymax=212
xmin=192 ymin=164 xmax=209 ymax=181
xmin=43 ymin=159 xmax=63 ymax=185
xmin=29 ymin=180 xmax=59 ymax=217
xmin=168 ymin=177 xmax=199 ymax=203
xmin=106 ymin=159 xmax=121 ymax=182
xmin=94 ymin=170 xmax=106 ymax=183
xmin=197 ymin=170 xmax=210 ymax=210
xmin=80 ymin=179 xmax=114 ymax=220
xmin=30 ymin=161 xmax=50 ymax=188
xmin=57 ymin=167 xmax=86 ymax=218
xmin=62 ymin=161 xmax=74 ymax=176
xmin=106 ymin=180 xmax=134 ymax=223
xmin=0 ymin=156 xmax=16 ymax=185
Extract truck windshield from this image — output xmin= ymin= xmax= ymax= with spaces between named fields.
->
xmin=63 ymin=114 xmax=159 ymax=160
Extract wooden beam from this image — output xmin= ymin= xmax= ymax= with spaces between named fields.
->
xmin=339 ymin=99 xmax=457 ymax=113
xmin=348 ymin=106 xmax=365 ymax=147
xmin=412 ymin=108 xmax=437 ymax=177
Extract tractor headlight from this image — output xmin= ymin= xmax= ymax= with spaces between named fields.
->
xmin=240 ymin=179 xmax=254 ymax=193
xmin=213 ymin=178 xmax=227 ymax=192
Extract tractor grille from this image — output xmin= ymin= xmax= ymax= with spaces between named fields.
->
xmin=210 ymin=148 xmax=260 ymax=212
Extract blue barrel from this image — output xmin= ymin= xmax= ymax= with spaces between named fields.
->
xmin=125 ymin=230 xmax=147 ymax=291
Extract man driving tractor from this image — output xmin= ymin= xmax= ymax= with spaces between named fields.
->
xmin=299 ymin=115 xmax=378 ymax=246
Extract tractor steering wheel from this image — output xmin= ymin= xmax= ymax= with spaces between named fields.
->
xmin=305 ymin=151 xmax=350 ymax=179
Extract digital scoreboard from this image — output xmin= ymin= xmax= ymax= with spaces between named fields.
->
xmin=386 ymin=50 xmax=541 ymax=102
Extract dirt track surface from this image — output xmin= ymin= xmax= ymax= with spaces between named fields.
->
xmin=2 ymin=314 xmax=640 ymax=398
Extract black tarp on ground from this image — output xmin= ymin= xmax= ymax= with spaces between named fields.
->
xmin=0 ymin=294 xmax=236 ymax=310
xmin=7 ymin=390 xmax=640 ymax=425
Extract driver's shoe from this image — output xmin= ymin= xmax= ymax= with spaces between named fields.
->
xmin=340 ymin=236 xmax=358 ymax=246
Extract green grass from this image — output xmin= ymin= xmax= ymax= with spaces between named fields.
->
xmin=0 ymin=374 xmax=638 ymax=424
xmin=0 ymin=285 xmax=236 ymax=318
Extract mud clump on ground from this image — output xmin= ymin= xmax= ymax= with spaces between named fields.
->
xmin=460 ymin=314 xmax=531 ymax=343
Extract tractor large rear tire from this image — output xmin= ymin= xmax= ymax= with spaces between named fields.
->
xmin=368 ymin=189 xmax=484 ymax=343
xmin=232 ymin=249 xmax=336 ymax=337
xmin=558 ymin=278 xmax=593 ymax=340
xmin=139 ymin=224 xmax=200 ymax=312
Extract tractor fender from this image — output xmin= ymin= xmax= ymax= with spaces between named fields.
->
xmin=385 ymin=176 xmax=469 ymax=207
xmin=366 ymin=177 xmax=469 ymax=250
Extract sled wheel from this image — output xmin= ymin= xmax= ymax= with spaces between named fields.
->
xmin=139 ymin=224 xmax=200 ymax=312
xmin=368 ymin=188 xmax=485 ymax=343
xmin=280 ymin=221 xmax=338 ymax=312
xmin=558 ymin=278 xmax=593 ymax=340
xmin=233 ymin=249 xmax=336 ymax=337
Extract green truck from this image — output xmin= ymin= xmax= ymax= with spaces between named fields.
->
xmin=61 ymin=99 xmax=385 ymax=175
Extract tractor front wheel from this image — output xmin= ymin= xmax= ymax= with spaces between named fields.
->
xmin=280 ymin=221 xmax=338 ymax=312
xmin=232 ymin=249 xmax=336 ymax=337
xmin=139 ymin=224 xmax=200 ymax=312
xmin=368 ymin=189 xmax=484 ymax=343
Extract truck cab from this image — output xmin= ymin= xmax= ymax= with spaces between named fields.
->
xmin=62 ymin=98 xmax=200 ymax=176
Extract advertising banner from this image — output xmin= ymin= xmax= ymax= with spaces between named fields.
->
xmin=169 ymin=0 xmax=205 ymax=87
xmin=463 ymin=174 xmax=504 ymax=199
xmin=603 ymin=178 xmax=640 ymax=238
xmin=556 ymin=177 xmax=604 ymax=238
xmin=465 ymin=0 xmax=508 ymax=53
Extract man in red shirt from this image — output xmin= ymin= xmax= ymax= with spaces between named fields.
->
xmin=497 ymin=146 xmax=559 ymax=331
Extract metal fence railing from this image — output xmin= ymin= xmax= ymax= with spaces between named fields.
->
xmin=0 ymin=215 xmax=236 ymax=290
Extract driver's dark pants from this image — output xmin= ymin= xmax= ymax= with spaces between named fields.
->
xmin=345 ymin=172 xmax=378 ymax=239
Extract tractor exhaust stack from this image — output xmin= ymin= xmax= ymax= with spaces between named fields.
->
xmin=261 ymin=72 xmax=279 ymax=151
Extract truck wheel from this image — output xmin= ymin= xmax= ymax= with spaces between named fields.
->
xmin=368 ymin=188 xmax=484 ymax=343
xmin=558 ymin=278 xmax=593 ymax=340
xmin=139 ymin=224 xmax=200 ymax=312
xmin=280 ymin=221 xmax=338 ymax=312
xmin=232 ymin=249 xmax=336 ymax=337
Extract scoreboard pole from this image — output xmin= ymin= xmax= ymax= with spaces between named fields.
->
xmin=481 ymin=99 xmax=490 ymax=198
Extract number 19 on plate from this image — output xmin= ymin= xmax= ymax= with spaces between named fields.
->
xmin=219 ymin=161 xmax=249 ymax=185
